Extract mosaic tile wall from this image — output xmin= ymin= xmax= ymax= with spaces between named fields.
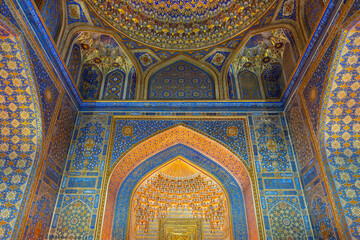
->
xmin=286 ymin=95 xmax=339 ymax=240
xmin=323 ymin=22 xmax=360 ymax=239
xmin=0 ymin=22 xmax=41 ymax=239
xmin=148 ymin=61 xmax=215 ymax=100
xmin=302 ymin=37 xmax=338 ymax=135
xmin=50 ymin=112 xmax=314 ymax=239
xmin=23 ymin=94 xmax=77 ymax=239
xmin=0 ymin=2 xmax=78 ymax=239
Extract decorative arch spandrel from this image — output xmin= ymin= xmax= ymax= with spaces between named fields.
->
xmin=97 ymin=124 xmax=263 ymax=240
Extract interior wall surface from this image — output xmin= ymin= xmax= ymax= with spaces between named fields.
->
xmin=288 ymin=1 xmax=360 ymax=239
xmin=0 ymin=1 xmax=78 ymax=239
xmin=48 ymin=112 xmax=314 ymax=240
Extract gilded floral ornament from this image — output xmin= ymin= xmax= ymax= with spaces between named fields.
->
xmin=85 ymin=0 xmax=276 ymax=50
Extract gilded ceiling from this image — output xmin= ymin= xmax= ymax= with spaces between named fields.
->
xmin=85 ymin=0 xmax=277 ymax=50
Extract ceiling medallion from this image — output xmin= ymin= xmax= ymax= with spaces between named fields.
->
xmin=86 ymin=0 xmax=276 ymax=50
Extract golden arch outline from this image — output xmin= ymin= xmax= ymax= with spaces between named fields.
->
xmin=96 ymin=123 xmax=264 ymax=239
xmin=127 ymin=156 xmax=234 ymax=239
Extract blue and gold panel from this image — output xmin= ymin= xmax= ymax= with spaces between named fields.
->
xmin=205 ymin=51 xmax=230 ymax=72
xmin=268 ymin=200 xmax=307 ymax=239
xmin=67 ymin=44 xmax=81 ymax=82
xmin=134 ymin=52 xmax=157 ymax=71
xmin=73 ymin=120 xmax=105 ymax=171
xmin=54 ymin=195 xmax=93 ymax=239
xmin=113 ymin=144 xmax=247 ymax=240
xmin=78 ymin=64 xmax=102 ymax=100
xmin=148 ymin=61 xmax=215 ymax=100
xmin=40 ymin=0 xmax=60 ymax=39
xmin=103 ymin=69 xmax=125 ymax=100
xmin=276 ymin=0 xmax=296 ymax=20
xmin=67 ymin=0 xmax=88 ymax=24
xmin=238 ymin=69 xmax=262 ymax=99
xmin=261 ymin=63 xmax=283 ymax=99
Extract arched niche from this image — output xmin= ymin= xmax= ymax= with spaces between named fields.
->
xmin=126 ymin=155 xmax=234 ymax=239
xmin=99 ymin=125 xmax=262 ymax=239
xmin=78 ymin=63 xmax=102 ymax=100
xmin=64 ymin=30 xmax=139 ymax=100
xmin=238 ymin=69 xmax=262 ymax=100
xmin=143 ymin=55 xmax=220 ymax=100
xmin=225 ymin=26 xmax=302 ymax=100
xmin=148 ymin=60 xmax=216 ymax=100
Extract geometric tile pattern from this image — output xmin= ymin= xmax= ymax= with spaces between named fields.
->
xmin=54 ymin=200 xmax=92 ymax=239
xmin=133 ymin=52 xmax=157 ymax=71
xmin=253 ymin=116 xmax=290 ymax=172
xmin=126 ymin=67 xmax=136 ymax=99
xmin=269 ymin=202 xmax=307 ymax=240
xmin=67 ymin=44 xmax=81 ymax=82
xmin=73 ymin=120 xmax=105 ymax=171
xmin=78 ymin=64 xmax=102 ymax=100
xmin=25 ymin=193 xmax=53 ymax=239
xmin=111 ymin=118 xmax=249 ymax=168
xmin=205 ymin=51 xmax=230 ymax=72
xmin=238 ymin=70 xmax=262 ymax=99
xmin=103 ymin=69 xmax=125 ymax=100
xmin=148 ymin=61 xmax=215 ymax=100
xmin=262 ymin=63 xmax=283 ymax=99
xmin=0 ymin=23 xmax=39 ymax=239
xmin=48 ymin=95 xmax=77 ymax=170
xmin=324 ymin=22 xmax=360 ymax=239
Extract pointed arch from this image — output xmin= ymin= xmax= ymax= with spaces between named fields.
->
xmin=143 ymin=55 xmax=221 ymax=99
xmin=98 ymin=125 xmax=262 ymax=239
xmin=222 ymin=24 xmax=304 ymax=85
xmin=0 ymin=19 xmax=43 ymax=239
xmin=238 ymin=69 xmax=262 ymax=99
xmin=319 ymin=18 xmax=360 ymax=239
xmin=126 ymin=154 xmax=233 ymax=239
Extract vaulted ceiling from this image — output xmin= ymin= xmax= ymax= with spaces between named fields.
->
xmin=33 ymin=0 xmax=328 ymax=110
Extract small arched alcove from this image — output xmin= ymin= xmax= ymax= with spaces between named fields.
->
xmin=147 ymin=60 xmax=216 ymax=100
xmin=128 ymin=156 xmax=233 ymax=239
